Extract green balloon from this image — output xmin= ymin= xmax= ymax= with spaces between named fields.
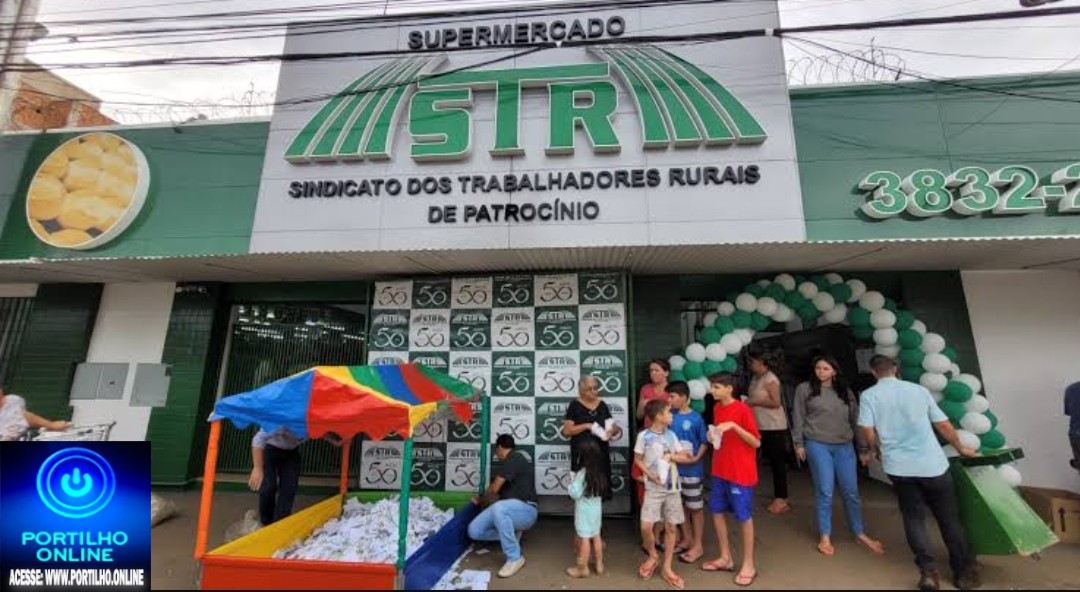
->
xmin=852 ymin=325 xmax=874 ymax=341
xmin=828 ymin=283 xmax=853 ymax=304
xmin=690 ymin=399 xmax=706 ymax=414
xmin=979 ymin=429 xmax=1005 ymax=449
xmin=942 ymin=346 xmax=958 ymax=363
xmin=898 ymin=330 xmax=923 ymax=350
xmin=703 ymin=360 xmax=724 ymax=376
xmin=751 ymin=312 xmax=772 ymax=331
xmin=701 ymin=327 xmax=722 ymax=344
xmin=884 ymin=298 xmax=899 ymax=313
xmin=670 ymin=370 xmax=687 ymax=383
xmin=684 ymin=361 xmax=704 ymax=380
xmin=731 ymin=310 xmax=753 ymax=329
xmin=939 ymin=400 xmax=967 ymax=423
xmin=895 ymin=310 xmax=916 ymax=331
xmin=798 ymin=303 xmax=819 ymax=321
xmin=812 ymin=275 xmax=831 ymax=291
xmin=765 ymin=284 xmax=787 ymax=301
xmin=746 ymin=284 xmax=765 ymax=298
xmin=985 ymin=410 xmax=998 ymax=429
xmin=784 ymin=291 xmax=808 ymax=310
xmin=943 ymin=381 xmax=973 ymax=403
xmin=899 ymin=348 xmax=925 ymax=368
xmin=901 ymin=365 xmax=924 ymax=381
xmin=721 ymin=357 xmax=738 ymax=373
xmin=714 ymin=316 xmax=736 ymax=335
xmin=848 ymin=307 xmax=871 ymax=327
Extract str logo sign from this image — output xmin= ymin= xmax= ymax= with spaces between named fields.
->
xmin=284 ymin=45 xmax=766 ymax=164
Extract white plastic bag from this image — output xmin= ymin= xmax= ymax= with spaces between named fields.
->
xmin=150 ymin=493 xmax=178 ymax=528
xmin=224 ymin=509 xmax=261 ymax=542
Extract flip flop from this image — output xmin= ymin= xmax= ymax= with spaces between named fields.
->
xmin=662 ymin=571 xmax=686 ymax=590
xmin=679 ymin=551 xmax=703 ymax=564
xmin=817 ymin=541 xmax=835 ymax=556
xmin=702 ymin=559 xmax=735 ymax=572
xmin=639 ymin=557 xmax=658 ymax=580
xmin=734 ymin=571 xmax=757 ymax=587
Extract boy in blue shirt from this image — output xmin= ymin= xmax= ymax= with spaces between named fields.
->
xmin=667 ymin=381 xmax=709 ymax=565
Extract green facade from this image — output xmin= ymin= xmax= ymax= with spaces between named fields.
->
xmin=793 ymin=73 xmax=1080 ymax=240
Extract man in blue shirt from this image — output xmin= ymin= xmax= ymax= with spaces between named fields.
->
xmin=666 ymin=381 xmax=709 ymax=564
xmin=1066 ymin=382 xmax=1080 ymax=471
xmin=858 ymin=355 xmax=980 ymax=591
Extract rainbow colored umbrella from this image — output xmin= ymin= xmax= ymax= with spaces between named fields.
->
xmin=209 ymin=364 xmax=477 ymax=441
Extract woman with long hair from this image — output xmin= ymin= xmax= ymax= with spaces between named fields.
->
xmin=745 ymin=345 xmax=791 ymax=515
xmin=792 ymin=356 xmax=884 ymax=556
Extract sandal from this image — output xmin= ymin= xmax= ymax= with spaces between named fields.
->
xmin=679 ymin=550 xmax=704 ymax=564
xmin=639 ymin=557 xmax=658 ymax=580
xmin=702 ymin=559 xmax=735 ymax=572
xmin=735 ymin=570 xmax=757 ymax=586
xmin=857 ymin=535 xmax=885 ymax=555
xmin=817 ymin=541 xmax=835 ymax=556
xmin=662 ymin=571 xmax=686 ymax=590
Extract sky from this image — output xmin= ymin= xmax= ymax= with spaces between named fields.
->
xmin=18 ymin=0 xmax=1080 ymax=123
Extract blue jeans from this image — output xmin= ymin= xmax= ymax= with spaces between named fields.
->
xmin=467 ymin=499 xmax=538 ymax=561
xmin=805 ymin=439 xmax=865 ymax=537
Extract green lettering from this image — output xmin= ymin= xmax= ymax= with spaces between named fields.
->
xmin=410 ymin=89 xmax=473 ymax=161
xmin=546 ymin=81 xmax=619 ymax=155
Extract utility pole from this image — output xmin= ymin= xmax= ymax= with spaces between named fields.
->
xmin=0 ymin=0 xmax=46 ymax=131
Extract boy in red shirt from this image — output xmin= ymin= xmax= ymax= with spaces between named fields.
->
xmin=703 ymin=372 xmax=761 ymax=587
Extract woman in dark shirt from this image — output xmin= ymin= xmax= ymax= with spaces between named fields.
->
xmin=562 ymin=375 xmax=621 ymax=477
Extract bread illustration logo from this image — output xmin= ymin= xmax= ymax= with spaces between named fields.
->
xmin=26 ymin=132 xmax=150 ymax=250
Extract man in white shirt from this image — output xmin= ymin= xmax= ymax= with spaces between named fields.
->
xmin=249 ymin=427 xmax=341 ymax=526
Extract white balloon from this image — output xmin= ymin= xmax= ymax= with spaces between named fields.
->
xmin=717 ymin=302 xmax=736 ymax=317
xmin=956 ymin=374 xmax=982 ymax=395
xmin=930 ymin=391 xmax=944 ymax=403
xmin=756 ymin=279 xmax=771 ymax=289
xmin=705 ymin=343 xmax=727 ymax=362
xmin=960 ymin=412 xmax=992 ymax=435
xmin=923 ymin=353 xmax=952 ymax=374
xmin=875 ymin=344 xmax=901 ymax=358
xmin=721 ymin=333 xmax=743 ymax=355
xmin=823 ymin=303 xmax=848 ymax=324
xmin=823 ymin=272 xmax=843 ymax=285
xmin=773 ymin=304 xmax=794 ymax=323
xmin=998 ymin=465 xmax=1022 ymax=488
xmin=870 ymin=309 xmax=897 ymax=329
xmin=735 ymin=328 xmax=755 ymax=346
xmin=813 ymin=292 xmax=836 ymax=313
xmin=911 ymin=320 xmax=927 ymax=335
xmin=859 ymin=291 xmax=886 ymax=312
xmin=957 ymin=429 xmax=981 ymax=452
xmin=950 ymin=363 xmax=961 ymax=377
xmin=920 ymin=373 xmax=948 ymax=392
xmin=685 ymin=343 xmax=706 ymax=363
xmin=798 ymin=281 xmax=819 ymax=299
xmin=774 ymin=273 xmax=797 ymax=291
xmin=942 ymin=444 xmax=959 ymax=457
xmin=735 ymin=293 xmax=758 ymax=313
xmin=920 ymin=333 xmax=946 ymax=354
xmin=756 ymin=297 xmax=779 ymax=317
xmin=669 ymin=355 xmax=686 ymax=372
xmin=846 ymin=279 xmax=867 ymax=303
xmin=689 ymin=380 xmax=707 ymax=401
xmin=703 ymin=312 xmax=719 ymax=328
xmin=964 ymin=395 xmax=990 ymax=414
xmin=873 ymin=328 xmax=898 ymax=346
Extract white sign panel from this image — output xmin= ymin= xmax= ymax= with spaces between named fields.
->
xmin=251 ymin=1 xmax=803 ymax=253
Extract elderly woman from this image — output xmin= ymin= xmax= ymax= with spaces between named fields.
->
xmin=0 ymin=386 xmax=71 ymax=441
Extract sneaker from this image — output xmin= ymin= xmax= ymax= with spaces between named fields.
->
xmin=918 ymin=568 xmax=941 ymax=591
xmin=954 ymin=568 xmax=982 ymax=590
xmin=498 ymin=557 xmax=526 ymax=578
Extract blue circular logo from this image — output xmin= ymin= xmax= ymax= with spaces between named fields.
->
xmin=36 ymin=447 xmax=116 ymax=519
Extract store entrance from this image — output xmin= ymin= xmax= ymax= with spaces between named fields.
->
xmin=214 ymin=302 xmax=368 ymax=477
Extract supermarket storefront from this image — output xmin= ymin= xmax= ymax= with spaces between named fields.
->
xmin=0 ymin=0 xmax=1078 ymax=502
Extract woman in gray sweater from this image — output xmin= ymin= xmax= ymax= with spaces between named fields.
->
xmin=792 ymin=355 xmax=885 ymax=557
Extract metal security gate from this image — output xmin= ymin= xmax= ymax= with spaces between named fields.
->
xmin=215 ymin=303 xmax=367 ymax=476
xmin=0 ymin=298 xmax=34 ymax=388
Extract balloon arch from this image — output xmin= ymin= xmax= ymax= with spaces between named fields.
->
xmin=669 ymin=271 xmax=1022 ymax=485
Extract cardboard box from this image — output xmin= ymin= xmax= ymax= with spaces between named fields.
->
xmin=1020 ymin=486 xmax=1080 ymax=544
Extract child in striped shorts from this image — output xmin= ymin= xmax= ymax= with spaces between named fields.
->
xmin=666 ymin=381 xmax=709 ymax=564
